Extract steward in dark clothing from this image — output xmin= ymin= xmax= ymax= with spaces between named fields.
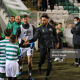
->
xmin=71 ymin=17 xmax=80 ymax=66
xmin=71 ymin=22 xmax=80 ymax=46
xmin=30 ymin=24 xmax=58 ymax=48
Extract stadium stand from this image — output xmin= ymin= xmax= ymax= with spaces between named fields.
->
xmin=0 ymin=0 xmax=31 ymax=31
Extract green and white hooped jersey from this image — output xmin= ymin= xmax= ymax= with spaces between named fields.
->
xmin=5 ymin=42 xmax=20 ymax=61
xmin=0 ymin=39 xmax=9 ymax=67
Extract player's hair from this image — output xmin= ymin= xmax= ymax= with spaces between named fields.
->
xmin=41 ymin=13 xmax=49 ymax=19
xmin=23 ymin=15 xmax=28 ymax=18
xmin=4 ymin=29 xmax=12 ymax=37
xmin=10 ymin=16 xmax=15 ymax=18
xmin=10 ymin=35 xmax=17 ymax=44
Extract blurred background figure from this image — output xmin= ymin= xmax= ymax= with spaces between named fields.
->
xmin=71 ymin=17 xmax=80 ymax=67
xmin=77 ymin=0 xmax=80 ymax=3
xmin=54 ymin=23 xmax=65 ymax=62
xmin=0 ymin=0 xmax=2 ymax=5
xmin=48 ymin=0 xmax=56 ymax=11
xmin=38 ymin=0 xmax=47 ymax=11
xmin=38 ymin=0 xmax=56 ymax=11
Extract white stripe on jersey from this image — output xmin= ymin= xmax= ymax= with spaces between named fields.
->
xmin=6 ymin=56 xmax=18 ymax=59
xmin=6 ymin=48 xmax=18 ymax=51
xmin=6 ymin=44 xmax=18 ymax=47
xmin=6 ymin=52 xmax=17 ymax=55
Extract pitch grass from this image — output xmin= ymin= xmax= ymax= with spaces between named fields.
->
xmin=17 ymin=51 xmax=80 ymax=80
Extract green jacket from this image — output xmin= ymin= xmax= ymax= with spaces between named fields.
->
xmin=12 ymin=22 xmax=23 ymax=35
xmin=59 ymin=27 xmax=65 ymax=43
xmin=6 ymin=21 xmax=15 ymax=29
xmin=1 ymin=22 xmax=15 ymax=38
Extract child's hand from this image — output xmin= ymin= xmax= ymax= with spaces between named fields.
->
xmin=56 ymin=29 xmax=61 ymax=33
xmin=23 ymin=41 xmax=29 ymax=46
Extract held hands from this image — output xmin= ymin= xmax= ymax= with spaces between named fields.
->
xmin=22 ymin=38 xmax=29 ymax=46
xmin=23 ymin=41 xmax=29 ymax=46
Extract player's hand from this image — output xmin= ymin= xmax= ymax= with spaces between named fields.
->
xmin=56 ymin=43 xmax=59 ymax=49
xmin=30 ymin=42 xmax=34 ymax=49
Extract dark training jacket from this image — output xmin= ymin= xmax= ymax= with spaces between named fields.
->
xmin=30 ymin=24 xmax=58 ymax=48
xmin=71 ymin=22 xmax=80 ymax=45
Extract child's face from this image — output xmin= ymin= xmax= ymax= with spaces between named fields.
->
xmin=58 ymin=24 xmax=62 ymax=28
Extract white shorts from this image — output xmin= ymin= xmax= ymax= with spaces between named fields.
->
xmin=20 ymin=47 xmax=33 ymax=56
xmin=0 ymin=67 xmax=5 ymax=73
xmin=6 ymin=61 xmax=19 ymax=77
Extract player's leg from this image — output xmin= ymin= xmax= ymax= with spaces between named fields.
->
xmin=38 ymin=48 xmax=47 ymax=73
xmin=27 ymin=55 xmax=33 ymax=79
xmin=27 ymin=48 xmax=33 ymax=79
xmin=18 ymin=48 xmax=26 ymax=75
xmin=45 ymin=48 xmax=52 ymax=80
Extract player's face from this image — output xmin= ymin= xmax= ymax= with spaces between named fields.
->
xmin=10 ymin=17 xmax=15 ymax=23
xmin=23 ymin=17 xmax=29 ymax=24
xmin=15 ymin=17 xmax=21 ymax=24
xmin=41 ymin=17 xmax=48 ymax=26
